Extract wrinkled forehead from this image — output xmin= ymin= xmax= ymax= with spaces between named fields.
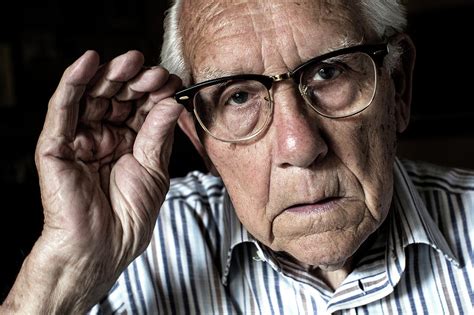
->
xmin=180 ymin=0 xmax=371 ymax=81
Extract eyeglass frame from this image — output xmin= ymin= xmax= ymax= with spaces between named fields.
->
xmin=175 ymin=42 xmax=390 ymax=143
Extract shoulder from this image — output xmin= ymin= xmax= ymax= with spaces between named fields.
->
xmin=399 ymin=159 xmax=474 ymax=265
xmin=158 ymin=170 xmax=227 ymax=238
xmin=156 ymin=170 xmax=226 ymax=216
xmin=400 ymin=158 xmax=474 ymax=193
xmin=166 ymin=170 xmax=225 ymax=203
xmin=89 ymin=172 xmax=228 ymax=314
xmin=156 ymin=171 xmax=227 ymax=238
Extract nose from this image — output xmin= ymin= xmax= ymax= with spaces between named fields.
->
xmin=271 ymin=83 xmax=328 ymax=169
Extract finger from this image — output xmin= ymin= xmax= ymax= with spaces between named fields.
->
xmin=133 ymin=97 xmax=184 ymax=174
xmin=80 ymin=97 xmax=133 ymax=126
xmin=148 ymin=74 xmax=183 ymax=103
xmin=105 ymin=99 xmax=133 ymax=124
xmin=42 ymin=50 xmax=100 ymax=140
xmin=73 ymin=124 xmax=134 ymax=162
xmin=114 ymin=66 xmax=170 ymax=101
xmin=126 ymin=74 xmax=183 ymax=132
xmin=88 ymin=50 xmax=145 ymax=98
xmin=79 ymin=96 xmax=109 ymax=122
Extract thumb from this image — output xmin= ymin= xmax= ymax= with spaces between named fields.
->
xmin=133 ymin=97 xmax=185 ymax=174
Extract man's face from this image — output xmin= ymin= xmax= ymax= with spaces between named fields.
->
xmin=181 ymin=0 xmax=403 ymax=269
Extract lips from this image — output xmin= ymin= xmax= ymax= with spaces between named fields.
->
xmin=285 ymin=197 xmax=342 ymax=214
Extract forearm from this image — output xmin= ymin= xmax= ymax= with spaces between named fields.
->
xmin=1 ymin=237 xmax=111 ymax=314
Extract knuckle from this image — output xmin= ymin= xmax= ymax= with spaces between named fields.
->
xmin=34 ymin=140 xmax=46 ymax=167
xmin=155 ymin=66 xmax=169 ymax=77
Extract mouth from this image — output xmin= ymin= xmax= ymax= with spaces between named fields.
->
xmin=285 ymin=197 xmax=342 ymax=214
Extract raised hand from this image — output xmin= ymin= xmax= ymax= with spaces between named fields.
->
xmin=2 ymin=50 xmax=184 ymax=313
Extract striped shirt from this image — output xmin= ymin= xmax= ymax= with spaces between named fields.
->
xmin=88 ymin=158 xmax=474 ymax=314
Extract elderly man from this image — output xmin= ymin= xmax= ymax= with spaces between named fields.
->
xmin=1 ymin=0 xmax=473 ymax=314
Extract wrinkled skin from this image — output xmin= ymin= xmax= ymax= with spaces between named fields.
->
xmin=179 ymin=0 xmax=413 ymax=285
xmin=1 ymin=51 xmax=184 ymax=313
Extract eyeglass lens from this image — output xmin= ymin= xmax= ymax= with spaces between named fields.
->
xmin=194 ymin=80 xmax=272 ymax=142
xmin=300 ymin=52 xmax=376 ymax=118
xmin=193 ymin=51 xmax=377 ymax=142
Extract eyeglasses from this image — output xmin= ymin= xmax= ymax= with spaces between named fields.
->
xmin=175 ymin=42 xmax=389 ymax=143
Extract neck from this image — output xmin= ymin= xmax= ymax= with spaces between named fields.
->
xmin=310 ymin=260 xmax=353 ymax=291
xmin=306 ymin=226 xmax=384 ymax=291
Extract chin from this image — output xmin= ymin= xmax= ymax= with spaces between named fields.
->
xmin=284 ymin=230 xmax=370 ymax=268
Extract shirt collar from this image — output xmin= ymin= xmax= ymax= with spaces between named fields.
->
xmin=391 ymin=158 xmax=459 ymax=265
xmin=220 ymin=191 xmax=261 ymax=285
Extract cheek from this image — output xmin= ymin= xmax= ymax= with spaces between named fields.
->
xmin=205 ymin=140 xmax=274 ymax=238
xmin=365 ymin=82 xmax=398 ymax=170
xmin=356 ymin=92 xmax=398 ymax=218
xmin=323 ymin=89 xmax=397 ymax=217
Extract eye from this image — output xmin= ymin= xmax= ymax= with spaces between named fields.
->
xmin=217 ymin=80 xmax=264 ymax=109
xmin=313 ymin=65 xmax=343 ymax=81
xmin=227 ymin=91 xmax=249 ymax=106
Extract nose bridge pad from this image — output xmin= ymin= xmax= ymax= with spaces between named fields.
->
xmin=270 ymin=72 xmax=309 ymax=112
xmin=271 ymin=72 xmax=291 ymax=82
xmin=270 ymin=72 xmax=310 ymax=133
xmin=269 ymin=72 xmax=297 ymax=101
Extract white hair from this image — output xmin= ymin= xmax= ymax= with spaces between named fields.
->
xmin=160 ymin=0 xmax=190 ymax=84
xmin=160 ymin=0 xmax=407 ymax=85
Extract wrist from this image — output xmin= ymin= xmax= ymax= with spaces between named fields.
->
xmin=1 ymin=236 xmax=110 ymax=314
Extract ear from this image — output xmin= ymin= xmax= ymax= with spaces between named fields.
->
xmin=390 ymin=33 xmax=416 ymax=133
xmin=177 ymin=110 xmax=219 ymax=176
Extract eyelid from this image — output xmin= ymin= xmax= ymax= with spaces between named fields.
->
xmin=303 ymin=58 xmax=346 ymax=75
xmin=216 ymin=81 xmax=260 ymax=102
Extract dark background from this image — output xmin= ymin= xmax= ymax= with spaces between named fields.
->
xmin=0 ymin=0 xmax=473 ymax=302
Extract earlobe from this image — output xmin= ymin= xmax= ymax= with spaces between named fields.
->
xmin=177 ymin=110 xmax=219 ymax=176
xmin=390 ymin=33 xmax=416 ymax=133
